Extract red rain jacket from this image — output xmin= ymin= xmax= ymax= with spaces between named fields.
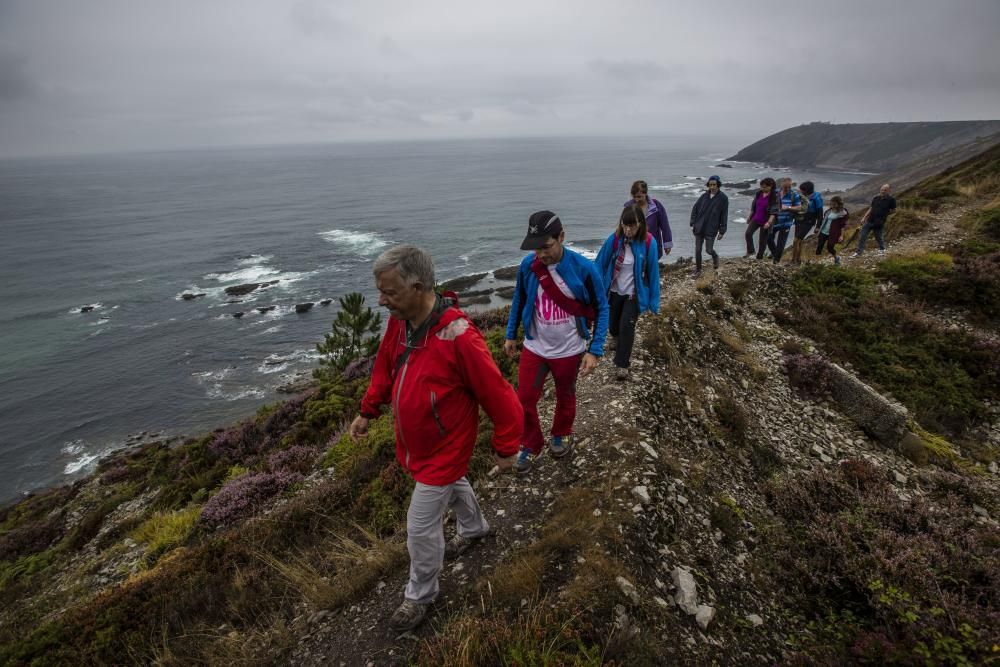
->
xmin=360 ymin=298 xmax=522 ymax=486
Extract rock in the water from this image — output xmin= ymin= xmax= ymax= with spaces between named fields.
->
xmin=319 ymin=299 xmax=333 ymax=306
xmin=715 ymin=163 xmax=733 ymax=168
xmin=80 ymin=305 xmax=95 ymax=313
xmin=440 ymin=273 xmax=487 ymax=292
xmin=295 ymin=302 xmax=314 ymax=313
xmin=695 ymin=604 xmax=715 ymax=630
xmin=493 ymin=266 xmax=519 ymax=281
xmin=495 ymin=286 xmax=516 ymax=299
xmin=225 ymin=280 xmax=279 ymax=296
xmin=671 ymin=567 xmax=699 ymax=615
xmin=181 ymin=292 xmax=206 ymax=300
xmin=232 ymin=312 xmax=244 ymax=319
xmin=256 ymin=305 xmax=276 ymax=314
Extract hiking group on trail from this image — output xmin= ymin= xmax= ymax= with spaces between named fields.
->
xmin=348 ymin=176 xmax=897 ymax=632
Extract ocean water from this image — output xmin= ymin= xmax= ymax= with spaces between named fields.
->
xmin=0 ymin=136 xmax=865 ymax=502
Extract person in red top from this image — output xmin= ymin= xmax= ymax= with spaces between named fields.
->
xmin=349 ymin=245 xmax=522 ymax=632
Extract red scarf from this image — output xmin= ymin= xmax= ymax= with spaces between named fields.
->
xmin=529 ymin=257 xmax=595 ymax=324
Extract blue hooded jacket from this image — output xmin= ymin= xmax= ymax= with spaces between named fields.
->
xmin=595 ymin=233 xmax=661 ymax=314
xmin=505 ymin=247 xmax=609 ymax=357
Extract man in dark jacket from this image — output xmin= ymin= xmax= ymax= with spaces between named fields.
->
xmin=349 ymin=245 xmax=522 ymax=632
xmin=689 ymin=175 xmax=729 ymax=276
xmin=853 ymin=183 xmax=897 ymax=257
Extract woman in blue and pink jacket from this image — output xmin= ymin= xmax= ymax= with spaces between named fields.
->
xmin=624 ymin=179 xmax=673 ymax=260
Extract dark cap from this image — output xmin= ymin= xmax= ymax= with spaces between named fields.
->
xmin=520 ymin=210 xmax=563 ymax=250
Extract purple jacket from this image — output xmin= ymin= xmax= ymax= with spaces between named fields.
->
xmin=624 ymin=198 xmax=673 ymax=259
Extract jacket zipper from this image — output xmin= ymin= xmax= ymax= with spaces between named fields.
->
xmin=430 ymin=391 xmax=446 ymax=437
xmin=394 ymin=360 xmax=411 ymax=468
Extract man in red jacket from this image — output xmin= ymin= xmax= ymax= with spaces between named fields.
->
xmin=349 ymin=245 xmax=522 ymax=633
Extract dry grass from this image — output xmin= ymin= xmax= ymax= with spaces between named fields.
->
xmin=256 ymin=523 xmax=405 ymax=610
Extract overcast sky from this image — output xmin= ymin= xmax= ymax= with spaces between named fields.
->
xmin=1 ymin=0 xmax=998 ymax=157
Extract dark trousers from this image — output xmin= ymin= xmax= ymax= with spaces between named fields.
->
xmin=694 ymin=234 xmax=719 ymax=271
xmin=766 ymin=227 xmax=790 ymax=263
xmin=745 ymin=223 xmax=767 ymax=258
xmin=815 ymin=232 xmax=837 ymax=256
xmin=608 ymin=291 xmax=639 ymax=369
xmin=857 ymin=222 xmax=885 ymax=252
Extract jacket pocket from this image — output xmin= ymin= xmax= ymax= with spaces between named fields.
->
xmin=430 ymin=391 xmax=446 ymax=437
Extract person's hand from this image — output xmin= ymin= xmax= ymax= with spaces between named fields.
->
xmin=580 ymin=352 xmax=600 ymax=377
xmin=503 ymin=339 xmax=518 ymax=359
xmin=716 ymin=234 xmax=724 ymax=241
xmin=495 ymin=451 xmax=518 ymax=472
xmin=349 ymin=415 xmax=370 ymax=441
xmin=664 ymin=247 xmax=672 ymax=255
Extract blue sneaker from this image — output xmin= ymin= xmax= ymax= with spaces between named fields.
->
xmin=514 ymin=448 xmax=534 ymax=474
xmin=549 ymin=435 xmax=574 ymax=459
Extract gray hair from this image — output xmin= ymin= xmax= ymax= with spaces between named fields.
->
xmin=372 ymin=245 xmax=435 ymax=291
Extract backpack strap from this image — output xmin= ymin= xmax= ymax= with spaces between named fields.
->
xmin=393 ymin=294 xmax=449 ymax=377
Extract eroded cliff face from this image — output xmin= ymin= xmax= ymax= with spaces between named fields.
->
xmin=728 ymin=120 xmax=1000 ymax=172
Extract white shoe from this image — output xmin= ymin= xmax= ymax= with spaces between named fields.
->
xmin=878 ymin=249 xmax=886 ymax=256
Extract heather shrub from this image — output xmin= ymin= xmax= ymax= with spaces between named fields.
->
xmin=208 ymin=419 xmax=264 ymax=461
xmin=764 ymin=459 xmax=998 ymax=665
xmin=470 ymin=305 xmax=511 ymax=332
xmin=782 ymin=351 xmax=834 ymax=398
xmin=199 ymin=470 xmax=303 ymax=528
xmin=342 ymin=355 xmax=375 ymax=381
xmin=267 ymin=445 xmax=320 ymax=475
xmin=0 ymin=512 xmax=64 ymax=561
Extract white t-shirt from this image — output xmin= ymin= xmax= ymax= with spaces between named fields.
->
xmin=611 ymin=244 xmax=635 ymax=297
xmin=523 ymin=266 xmax=588 ymax=359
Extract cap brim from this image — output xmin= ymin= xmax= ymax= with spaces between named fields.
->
xmin=520 ymin=235 xmax=546 ymax=251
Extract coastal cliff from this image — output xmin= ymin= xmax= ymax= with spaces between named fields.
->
xmin=728 ymin=120 xmax=1000 ymax=172
xmin=1 ymin=147 xmax=998 ymax=665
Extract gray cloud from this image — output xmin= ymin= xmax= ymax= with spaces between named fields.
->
xmin=0 ymin=0 xmax=998 ymax=157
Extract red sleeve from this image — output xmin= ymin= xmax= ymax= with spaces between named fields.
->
xmin=359 ymin=319 xmax=400 ymax=418
xmin=454 ymin=321 xmax=523 ymax=457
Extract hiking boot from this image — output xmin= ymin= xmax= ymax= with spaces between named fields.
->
xmin=834 ymin=256 xmax=841 ymax=266
xmin=852 ymin=251 xmax=862 ymax=258
xmin=514 ymin=448 xmax=534 ymax=475
xmin=692 ymin=269 xmax=702 ymax=279
xmin=389 ymin=599 xmax=429 ymax=632
xmin=606 ymin=336 xmax=618 ymax=353
xmin=615 ymin=366 xmax=630 ymax=382
xmin=445 ymin=529 xmax=491 ymax=560
xmin=878 ymin=249 xmax=886 ymax=256
xmin=549 ymin=434 xmax=573 ymax=459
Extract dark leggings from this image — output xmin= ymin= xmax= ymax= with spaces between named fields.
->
xmin=694 ymin=234 xmax=719 ymax=270
xmin=815 ymin=232 xmax=837 ymax=256
xmin=766 ymin=227 xmax=790 ymax=263
xmin=608 ymin=291 xmax=639 ymax=369
xmin=745 ymin=223 xmax=768 ymax=258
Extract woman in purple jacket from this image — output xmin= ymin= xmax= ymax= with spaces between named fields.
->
xmin=625 ymin=180 xmax=673 ymax=260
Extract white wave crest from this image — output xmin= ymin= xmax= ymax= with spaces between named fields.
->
xmin=318 ymin=229 xmax=389 ymax=256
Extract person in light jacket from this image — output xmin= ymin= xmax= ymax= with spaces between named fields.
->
xmin=689 ymin=174 xmax=729 ymax=277
xmin=595 ymin=204 xmax=660 ymax=381
xmin=624 ymin=180 xmax=673 ymax=260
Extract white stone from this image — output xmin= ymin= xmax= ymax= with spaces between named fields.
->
xmin=640 ymin=442 xmax=660 ymax=459
xmin=676 ymin=494 xmax=689 ymax=506
xmin=653 ymin=596 xmax=670 ymax=608
xmin=632 ymin=486 xmax=651 ymax=504
xmin=893 ymin=470 xmax=908 ymax=485
xmin=671 ymin=567 xmax=699 ymax=615
xmin=746 ymin=613 xmax=764 ymax=627
xmin=695 ymin=604 xmax=715 ymax=631
xmin=616 ymin=576 xmax=639 ymax=604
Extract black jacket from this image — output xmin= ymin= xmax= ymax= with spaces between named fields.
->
xmin=690 ymin=191 xmax=729 ymax=237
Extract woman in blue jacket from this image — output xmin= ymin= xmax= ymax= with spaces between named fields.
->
xmin=595 ymin=204 xmax=660 ymax=381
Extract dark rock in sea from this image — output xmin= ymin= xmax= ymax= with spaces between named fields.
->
xmin=295 ymin=303 xmax=314 ymax=314
xmin=463 ymin=294 xmax=492 ymax=305
xmin=225 ymin=280 xmax=279 ymax=297
xmin=233 ymin=312 xmax=244 ymax=319
xmin=462 ymin=288 xmax=495 ymax=298
xmin=493 ymin=266 xmax=519 ymax=281
xmin=715 ymin=163 xmax=733 ymax=168
xmin=181 ymin=292 xmax=206 ymax=301
xmin=496 ymin=286 xmax=516 ymax=299
xmin=440 ymin=272 xmax=487 ymax=292
xmin=277 ymin=374 xmax=317 ymax=394
xmin=256 ymin=306 xmax=276 ymax=314
xmin=737 ymin=189 xmax=758 ymax=196
xmin=722 ymin=181 xmax=754 ymax=189
xmin=226 ymin=300 xmax=243 ymax=304
xmin=80 ymin=305 xmax=95 ymax=313
xmin=319 ymin=299 xmax=333 ymax=306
